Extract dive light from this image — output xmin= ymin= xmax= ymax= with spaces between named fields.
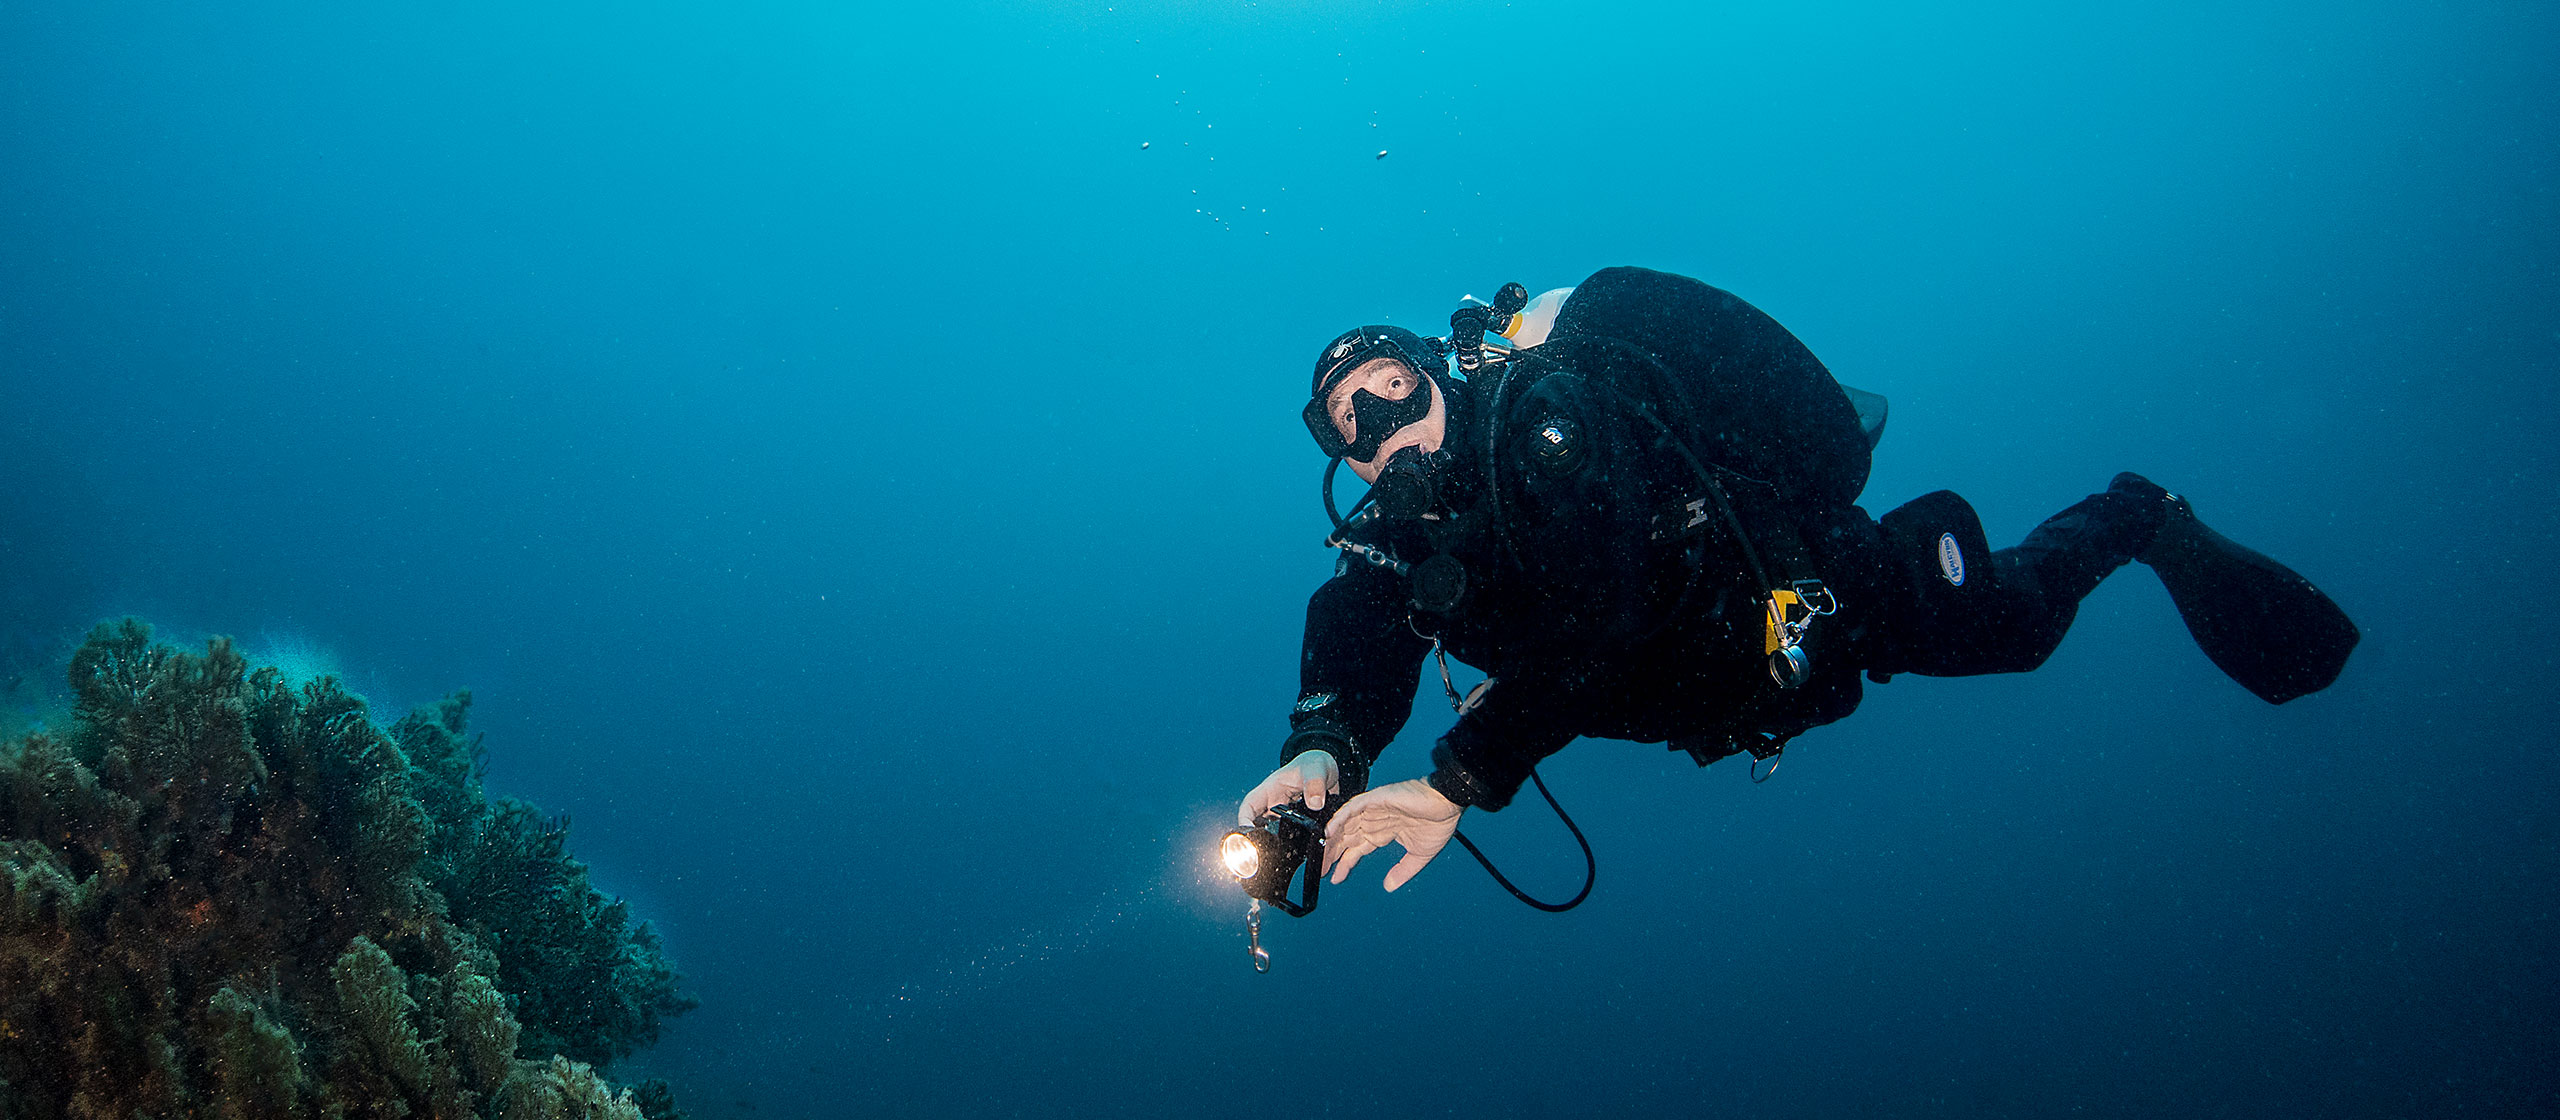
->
xmin=1223 ymin=799 xmax=1331 ymax=973
xmin=1222 ymin=801 xmax=1327 ymax=917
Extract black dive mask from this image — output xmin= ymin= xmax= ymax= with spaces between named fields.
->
xmin=1303 ymin=373 xmax=1435 ymax=463
xmin=1304 ymin=325 xmax=1449 ymax=462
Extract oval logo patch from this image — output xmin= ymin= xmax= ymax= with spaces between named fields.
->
xmin=1938 ymin=533 xmax=1966 ymax=586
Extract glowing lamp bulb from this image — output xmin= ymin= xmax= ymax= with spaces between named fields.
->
xmin=1221 ymin=833 xmax=1260 ymax=880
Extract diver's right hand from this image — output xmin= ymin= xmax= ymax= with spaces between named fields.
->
xmin=1238 ymin=749 xmax=1341 ymax=826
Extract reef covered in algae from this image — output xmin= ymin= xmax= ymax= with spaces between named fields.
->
xmin=0 ymin=620 xmax=693 ymax=1119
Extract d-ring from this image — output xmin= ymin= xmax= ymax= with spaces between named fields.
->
xmin=1750 ymin=750 xmax=1784 ymax=784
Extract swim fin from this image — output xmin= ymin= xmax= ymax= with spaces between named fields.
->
xmin=2131 ymin=475 xmax=2359 ymax=704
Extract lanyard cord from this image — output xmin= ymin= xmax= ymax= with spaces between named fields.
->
xmin=1430 ymin=642 xmax=1595 ymax=912
xmin=1451 ymin=767 xmax=1595 ymax=912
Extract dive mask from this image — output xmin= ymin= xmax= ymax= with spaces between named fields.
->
xmin=1305 ymin=326 xmax=1448 ymax=462
xmin=1304 ymin=372 xmax=1435 ymax=462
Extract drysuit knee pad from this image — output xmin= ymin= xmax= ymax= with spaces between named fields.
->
xmin=1875 ymin=490 xmax=2006 ymax=675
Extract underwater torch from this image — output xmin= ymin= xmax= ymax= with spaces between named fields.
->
xmin=1221 ymin=799 xmax=1331 ymax=972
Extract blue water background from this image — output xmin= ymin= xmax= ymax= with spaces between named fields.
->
xmin=3 ymin=1 xmax=2554 ymax=1115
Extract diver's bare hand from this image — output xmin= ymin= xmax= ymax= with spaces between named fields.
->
xmin=1321 ymin=778 xmax=1462 ymax=892
xmin=1238 ymin=749 xmax=1341 ymax=827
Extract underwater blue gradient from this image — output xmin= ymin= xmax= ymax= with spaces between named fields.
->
xmin=3 ymin=0 xmax=2554 ymax=1115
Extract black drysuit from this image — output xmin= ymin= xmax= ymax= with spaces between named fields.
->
xmin=1285 ymin=267 xmax=2169 ymax=810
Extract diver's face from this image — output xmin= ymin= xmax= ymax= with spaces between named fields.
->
xmin=1324 ymin=357 xmax=1446 ymax=484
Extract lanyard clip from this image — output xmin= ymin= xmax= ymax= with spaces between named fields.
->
xmin=1764 ymin=580 xmax=1838 ymax=690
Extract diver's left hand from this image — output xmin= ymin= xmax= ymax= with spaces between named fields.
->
xmin=1322 ymin=778 xmax=1463 ymax=892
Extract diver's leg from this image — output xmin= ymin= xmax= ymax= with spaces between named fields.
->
xmin=1983 ymin=474 xmax=2177 ymax=668
xmin=1877 ymin=475 xmax=2357 ymax=699
xmin=1872 ymin=478 xmax=2168 ymax=678
xmin=1983 ymin=472 xmax=2360 ymax=700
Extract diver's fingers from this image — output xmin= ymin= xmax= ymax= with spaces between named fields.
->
xmin=1238 ymin=761 xmax=1302 ymax=826
xmin=1383 ymin=849 xmax=1437 ymax=892
xmin=1324 ymin=797 xmax=1399 ymax=852
xmin=1326 ymin=834 xmax=1379 ymax=883
xmin=1324 ymin=797 xmax=1406 ymax=883
xmin=1318 ymin=802 xmax=1350 ymax=875
xmin=1321 ymin=789 xmax=1374 ymax=845
xmin=1238 ymin=781 xmax=1275 ymax=827
xmin=1297 ymin=751 xmax=1338 ymax=811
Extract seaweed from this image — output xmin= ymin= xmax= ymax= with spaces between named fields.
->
xmin=0 ymin=620 xmax=692 ymax=1119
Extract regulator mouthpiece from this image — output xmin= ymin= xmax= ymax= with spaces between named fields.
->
xmin=1368 ymin=447 xmax=1441 ymax=520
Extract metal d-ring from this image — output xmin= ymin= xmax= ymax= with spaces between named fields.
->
xmin=1750 ymin=748 xmax=1785 ymax=784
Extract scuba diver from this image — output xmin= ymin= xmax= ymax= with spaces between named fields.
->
xmin=1230 ymin=266 xmax=2360 ymax=907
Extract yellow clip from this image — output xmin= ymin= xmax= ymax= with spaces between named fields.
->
xmin=1763 ymin=588 xmax=1803 ymax=655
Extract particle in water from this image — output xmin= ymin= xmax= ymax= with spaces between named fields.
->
xmin=1376 ymin=150 xmax=1389 ymax=160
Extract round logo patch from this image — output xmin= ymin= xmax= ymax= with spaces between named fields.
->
xmin=1937 ymin=533 xmax=1966 ymax=586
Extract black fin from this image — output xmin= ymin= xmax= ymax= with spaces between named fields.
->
xmin=2143 ymin=504 xmax=2359 ymax=704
